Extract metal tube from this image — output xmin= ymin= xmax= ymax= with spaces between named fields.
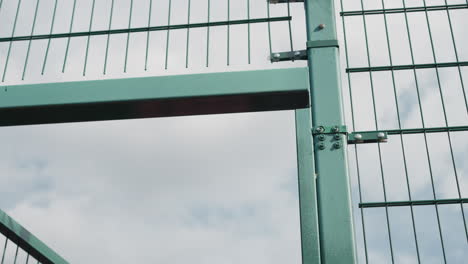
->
xmin=304 ymin=0 xmax=357 ymax=262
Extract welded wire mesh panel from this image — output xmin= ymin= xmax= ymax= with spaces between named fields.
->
xmin=0 ymin=0 xmax=306 ymax=85
xmin=339 ymin=0 xmax=468 ymax=263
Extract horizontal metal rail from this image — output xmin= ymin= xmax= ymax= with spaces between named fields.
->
xmin=340 ymin=4 xmax=468 ymax=16
xmin=346 ymin=61 xmax=468 ymax=73
xmin=0 ymin=68 xmax=309 ymax=126
xmin=360 ymin=198 xmax=468 ymax=208
xmin=352 ymin=125 xmax=468 ymax=135
xmin=0 ymin=16 xmax=291 ymax=43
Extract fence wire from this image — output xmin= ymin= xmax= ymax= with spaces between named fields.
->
xmin=1 ymin=234 xmax=41 ymax=264
xmin=1 ymin=0 xmax=467 ymax=263
xmin=339 ymin=0 xmax=468 ymax=263
xmin=0 ymin=0 xmax=306 ymax=84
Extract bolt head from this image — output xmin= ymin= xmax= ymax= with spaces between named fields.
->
xmin=318 ymin=143 xmax=326 ymax=150
xmin=354 ymin=134 xmax=362 ymax=140
xmin=332 ymin=126 xmax=340 ymax=133
xmin=333 ymin=142 xmax=341 ymax=149
xmin=334 ymin=134 xmax=341 ymax=140
xmin=318 ymin=134 xmax=326 ymax=141
xmin=315 ymin=126 xmax=325 ymax=133
xmin=294 ymin=51 xmax=301 ymax=56
xmin=377 ymin=132 xmax=386 ymax=139
xmin=273 ymin=53 xmax=281 ymax=58
xmin=318 ymin=24 xmax=326 ymax=29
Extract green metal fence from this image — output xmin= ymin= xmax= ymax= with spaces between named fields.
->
xmin=339 ymin=0 xmax=468 ymax=263
xmin=0 ymin=0 xmax=467 ymax=263
xmin=0 ymin=0 xmax=305 ymax=83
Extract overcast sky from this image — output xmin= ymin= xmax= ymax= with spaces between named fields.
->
xmin=0 ymin=0 xmax=467 ymax=263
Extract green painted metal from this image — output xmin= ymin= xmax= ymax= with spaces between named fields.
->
xmin=0 ymin=209 xmax=68 ymax=264
xmin=295 ymin=109 xmax=321 ymax=264
xmin=348 ymin=131 xmax=388 ymax=144
xmin=0 ymin=17 xmax=291 ymax=43
xmin=304 ymin=0 xmax=356 ymax=262
xmin=0 ymin=68 xmax=309 ymax=126
xmin=378 ymin=126 xmax=468 ymax=135
xmin=340 ymin=4 xmax=468 ymax=16
xmin=341 ymin=0 xmax=468 ymax=260
xmin=271 ymin=50 xmax=307 ymax=62
xmin=346 ymin=61 xmax=468 ymax=73
xmin=360 ymin=198 xmax=468 ymax=208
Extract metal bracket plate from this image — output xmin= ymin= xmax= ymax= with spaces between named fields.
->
xmin=348 ymin=131 xmax=388 ymax=144
xmin=271 ymin=50 xmax=308 ymax=62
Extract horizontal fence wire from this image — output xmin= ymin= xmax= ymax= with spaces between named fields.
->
xmin=340 ymin=0 xmax=468 ymax=263
xmin=0 ymin=0 xmax=306 ymax=84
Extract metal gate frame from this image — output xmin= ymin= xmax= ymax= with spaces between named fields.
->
xmin=0 ymin=0 xmax=359 ymax=263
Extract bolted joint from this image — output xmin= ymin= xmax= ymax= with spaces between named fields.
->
xmin=312 ymin=125 xmax=347 ymax=135
xmin=315 ymin=126 xmax=325 ymax=134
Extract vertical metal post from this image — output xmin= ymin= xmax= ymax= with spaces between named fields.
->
xmin=304 ymin=0 xmax=357 ymax=263
xmin=295 ymin=109 xmax=321 ymax=264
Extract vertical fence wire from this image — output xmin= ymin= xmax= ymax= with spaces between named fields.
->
xmin=339 ymin=1 xmax=369 ymax=262
xmin=103 ymin=0 xmax=115 ymax=75
xmin=1 ymin=238 xmax=7 ymax=264
xmin=83 ymin=0 xmax=97 ymax=76
xmin=62 ymin=0 xmax=78 ymax=73
xmin=357 ymin=0 xmax=396 ymax=261
xmin=164 ymin=0 xmax=172 ymax=70
xmin=21 ymin=0 xmax=40 ymax=80
xmin=1 ymin=0 xmax=22 ymax=82
xmin=227 ymin=0 xmax=230 ymax=66
xmin=124 ymin=0 xmax=134 ymax=73
xmin=206 ymin=0 xmax=211 ymax=67
xmin=41 ymin=0 xmax=58 ymax=75
xmin=185 ymin=0 xmax=191 ymax=68
xmin=145 ymin=0 xmax=153 ymax=71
